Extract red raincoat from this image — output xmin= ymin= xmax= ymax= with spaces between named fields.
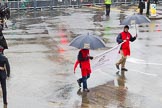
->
xmin=74 ymin=49 xmax=91 ymax=77
xmin=120 ymin=32 xmax=131 ymax=56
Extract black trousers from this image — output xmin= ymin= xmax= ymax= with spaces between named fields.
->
xmin=139 ymin=8 xmax=143 ymax=15
xmin=105 ymin=4 xmax=111 ymax=16
xmin=0 ymin=71 xmax=7 ymax=104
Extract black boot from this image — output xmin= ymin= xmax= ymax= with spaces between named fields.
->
xmin=83 ymin=88 xmax=90 ymax=92
xmin=121 ymin=68 xmax=128 ymax=71
xmin=77 ymin=80 xmax=81 ymax=88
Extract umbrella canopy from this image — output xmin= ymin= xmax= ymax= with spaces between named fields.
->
xmin=69 ymin=33 xmax=106 ymax=50
xmin=121 ymin=14 xmax=151 ymax=25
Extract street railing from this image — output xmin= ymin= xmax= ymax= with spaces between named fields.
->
xmin=1 ymin=0 xmax=155 ymax=10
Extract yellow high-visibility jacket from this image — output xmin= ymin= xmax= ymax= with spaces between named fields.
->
xmin=105 ymin=0 xmax=112 ymax=4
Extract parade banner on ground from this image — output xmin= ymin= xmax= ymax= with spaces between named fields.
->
xmin=92 ymin=44 xmax=122 ymax=70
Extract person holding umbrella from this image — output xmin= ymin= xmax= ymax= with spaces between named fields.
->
xmin=117 ymin=14 xmax=150 ymax=71
xmin=74 ymin=44 xmax=93 ymax=92
xmin=116 ymin=25 xmax=137 ymax=71
xmin=70 ymin=33 xmax=106 ymax=92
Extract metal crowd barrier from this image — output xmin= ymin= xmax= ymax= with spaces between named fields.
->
xmin=4 ymin=0 xmax=162 ymax=10
xmin=5 ymin=0 xmax=105 ymax=10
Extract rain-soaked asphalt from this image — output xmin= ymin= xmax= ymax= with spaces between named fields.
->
xmin=1 ymin=5 xmax=162 ymax=108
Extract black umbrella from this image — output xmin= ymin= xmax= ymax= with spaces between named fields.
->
xmin=121 ymin=14 xmax=151 ymax=33
xmin=69 ymin=33 xmax=106 ymax=50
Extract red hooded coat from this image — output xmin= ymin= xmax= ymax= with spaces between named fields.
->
xmin=74 ymin=49 xmax=91 ymax=77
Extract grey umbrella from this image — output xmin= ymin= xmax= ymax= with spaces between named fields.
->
xmin=121 ymin=14 xmax=151 ymax=33
xmin=121 ymin=14 xmax=151 ymax=25
xmin=69 ymin=33 xmax=106 ymax=50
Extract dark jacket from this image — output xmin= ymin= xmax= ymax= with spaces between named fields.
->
xmin=138 ymin=1 xmax=145 ymax=9
xmin=0 ymin=4 xmax=10 ymax=19
xmin=0 ymin=53 xmax=10 ymax=77
xmin=0 ymin=32 xmax=8 ymax=49
xmin=78 ymin=49 xmax=89 ymax=62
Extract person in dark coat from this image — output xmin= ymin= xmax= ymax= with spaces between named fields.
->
xmin=0 ymin=25 xmax=8 ymax=53
xmin=74 ymin=44 xmax=93 ymax=92
xmin=138 ymin=0 xmax=145 ymax=15
xmin=0 ymin=46 xmax=10 ymax=107
xmin=154 ymin=0 xmax=158 ymax=4
xmin=0 ymin=3 xmax=10 ymax=29
xmin=116 ymin=25 xmax=137 ymax=71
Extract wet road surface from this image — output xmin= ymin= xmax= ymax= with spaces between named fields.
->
xmin=1 ymin=6 xmax=162 ymax=108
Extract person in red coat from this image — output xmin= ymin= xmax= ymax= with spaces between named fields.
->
xmin=74 ymin=47 xmax=93 ymax=92
xmin=116 ymin=25 xmax=137 ymax=71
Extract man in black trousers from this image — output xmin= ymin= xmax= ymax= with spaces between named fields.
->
xmin=138 ymin=0 xmax=145 ymax=15
xmin=0 ymin=46 xmax=10 ymax=107
xmin=104 ymin=0 xmax=112 ymax=16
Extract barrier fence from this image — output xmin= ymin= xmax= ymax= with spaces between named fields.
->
xmin=1 ymin=0 xmax=162 ymax=10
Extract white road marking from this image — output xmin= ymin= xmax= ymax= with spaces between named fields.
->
xmin=127 ymin=57 xmax=162 ymax=66
xmin=130 ymin=69 xmax=158 ymax=77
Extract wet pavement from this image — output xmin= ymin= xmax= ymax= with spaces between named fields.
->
xmin=1 ymin=6 xmax=162 ymax=108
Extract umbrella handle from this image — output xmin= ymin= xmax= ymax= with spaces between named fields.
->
xmin=135 ymin=23 xmax=137 ymax=35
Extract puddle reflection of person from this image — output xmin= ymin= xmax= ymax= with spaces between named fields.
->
xmin=117 ymin=70 xmax=127 ymax=107
xmin=117 ymin=71 xmax=127 ymax=90
xmin=77 ymin=88 xmax=89 ymax=108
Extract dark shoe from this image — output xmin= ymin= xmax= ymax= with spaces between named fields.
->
xmin=77 ymin=80 xmax=81 ymax=88
xmin=116 ymin=71 xmax=119 ymax=75
xmin=83 ymin=89 xmax=90 ymax=92
xmin=121 ymin=68 xmax=128 ymax=71
xmin=116 ymin=64 xmax=119 ymax=70
xmin=4 ymin=104 xmax=7 ymax=108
